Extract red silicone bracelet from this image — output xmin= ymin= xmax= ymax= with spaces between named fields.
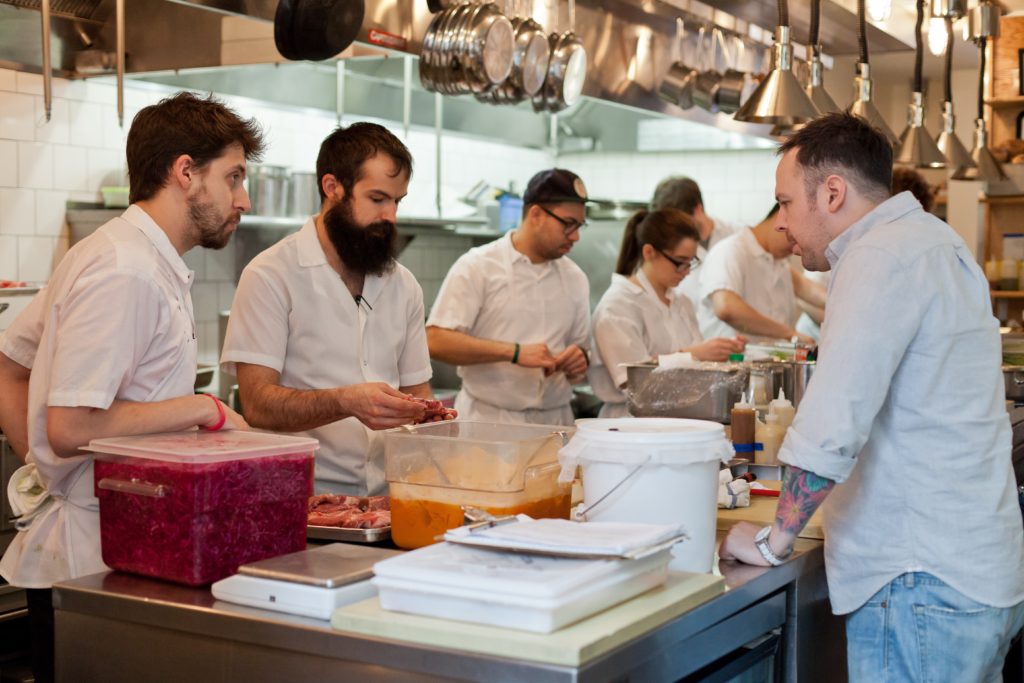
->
xmin=201 ymin=394 xmax=226 ymax=432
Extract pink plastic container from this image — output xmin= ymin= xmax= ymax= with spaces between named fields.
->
xmin=89 ymin=431 xmax=318 ymax=586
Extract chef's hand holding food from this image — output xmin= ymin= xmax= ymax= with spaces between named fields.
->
xmin=338 ymin=382 xmax=428 ymax=430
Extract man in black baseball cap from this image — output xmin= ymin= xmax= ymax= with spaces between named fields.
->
xmin=425 ymin=167 xmax=592 ymax=425
xmin=523 ymin=168 xmax=590 ymax=206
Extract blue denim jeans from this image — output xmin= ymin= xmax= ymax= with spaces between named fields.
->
xmin=846 ymin=573 xmax=1024 ymax=683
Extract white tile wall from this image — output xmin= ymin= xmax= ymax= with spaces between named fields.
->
xmin=559 ymin=148 xmax=781 ymax=228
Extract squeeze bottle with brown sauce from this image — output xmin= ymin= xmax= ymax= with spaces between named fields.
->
xmin=730 ymin=398 xmax=756 ymax=462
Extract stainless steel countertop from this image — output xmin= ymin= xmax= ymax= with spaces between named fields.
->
xmin=53 ymin=536 xmax=826 ymax=682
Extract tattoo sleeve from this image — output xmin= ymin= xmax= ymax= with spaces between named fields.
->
xmin=775 ymin=465 xmax=836 ymax=538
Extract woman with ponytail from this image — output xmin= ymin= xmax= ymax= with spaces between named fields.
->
xmin=590 ymin=208 xmax=746 ymax=417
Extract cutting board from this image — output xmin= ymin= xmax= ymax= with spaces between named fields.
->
xmin=331 ymin=571 xmax=724 ymax=667
xmin=716 ymin=481 xmax=825 ymax=540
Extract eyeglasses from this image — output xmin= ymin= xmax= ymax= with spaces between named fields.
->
xmin=538 ymin=206 xmax=588 ymax=235
xmin=659 ymin=250 xmax=700 ymax=273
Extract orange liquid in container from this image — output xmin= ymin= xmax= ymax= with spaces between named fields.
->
xmin=391 ymin=492 xmax=572 ymax=549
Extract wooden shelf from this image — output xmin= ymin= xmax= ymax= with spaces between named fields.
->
xmin=992 ymin=290 xmax=1024 ymax=298
xmin=985 ymin=96 xmax=1024 ymax=109
xmin=980 ymin=194 xmax=1024 ymax=205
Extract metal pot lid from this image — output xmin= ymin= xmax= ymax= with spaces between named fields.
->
xmin=480 ymin=14 xmax=515 ymax=85
xmin=559 ymin=41 xmax=587 ymax=108
xmin=519 ymin=23 xmax=550 ymax=96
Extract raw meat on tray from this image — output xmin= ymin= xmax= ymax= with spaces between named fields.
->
xmin=307 ymin=494 xmax=391 ymax=528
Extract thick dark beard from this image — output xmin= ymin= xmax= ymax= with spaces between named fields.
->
xmin=323 ymin=198 xmax=397 ymax=277
xmin=188 ymin=192 xmax=238 ymax=250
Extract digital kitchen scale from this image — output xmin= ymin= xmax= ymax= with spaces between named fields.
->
xmin=211 ymin=543 xmax=402 ymax=620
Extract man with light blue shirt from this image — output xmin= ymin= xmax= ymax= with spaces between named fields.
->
xmin=720 ymin=112 xmax=1024 ymax=682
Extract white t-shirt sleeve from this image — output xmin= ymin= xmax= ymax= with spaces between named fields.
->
xmin=699 ymin=239 xmax=745 ymax=302
xmin=220 ymin=263 xmax=291 ymax=374
xmin=0 ymin=288 xmax=48 ymax=369
xmin=425 ymin=255 xmax=482 ymax=333
xmin=48 ymin=270 xmax=164 ymax=408
xmin=593 ymin=311 xmax=646 ymax=390
xmin=398 ymin=274 xmax=433 ymax=388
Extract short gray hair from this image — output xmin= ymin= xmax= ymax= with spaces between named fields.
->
xmin=650 ymin=176 xmax=703 ymax=214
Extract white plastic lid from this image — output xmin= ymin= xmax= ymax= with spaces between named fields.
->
xmin=572 ymin=417 xmax=725 ymax=445
xmin=86 ymin=430 xmax=320 ymax=464
xmin=372 ymin=542 xmax=622 ymax=600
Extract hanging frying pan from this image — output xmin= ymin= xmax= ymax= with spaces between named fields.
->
xmin=274 ymin=0 xmax=366 ymax=62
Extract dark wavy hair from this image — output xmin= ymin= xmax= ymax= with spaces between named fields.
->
xmin=615 ymin=208 xmax=701 ymax=276
xmin=126 ymin=91 xmax=266 ymax=204
xmin=316 ymin=122 xmax=412 ymax=202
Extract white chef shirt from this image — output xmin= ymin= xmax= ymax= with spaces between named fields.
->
xmin=779 ymin=192 xmax=1024 ymax=615
xmin=590 ymin=270 xmax=703 ymax=417
xmin=426 ymin=231 xmax=590 ymax=423
xmin=697 ymin=227 xmax=797 ymax=341
xmin=221 ymin=219 xmax=432 ymax=495
xmin=0 ymin=205 xmax=198 ymax=588
xmin=675 ymin=215 xmax=744 ymax=309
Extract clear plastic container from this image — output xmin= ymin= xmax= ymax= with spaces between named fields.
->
xmin=89 ymin=430 xmax=318 ymax=586
xmin=384 ymin=421 xmax=575 ymax=549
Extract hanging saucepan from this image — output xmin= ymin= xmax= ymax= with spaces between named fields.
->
xmin=714 ymin=34 xmax=747 ymax=115
xmin=274 ymin=0 xmax=365 ymax=62
xmin=443 ymin=2 xmax=487 ymax=94
xmin=532 ymin=30 xmax=587 ymax=113
xmin=692 ymin=27 xmax=723 ymax=112
xmin=464 ymin=5 xmax=515 ymax=93
xmin=658 ymin=20 xmax=698 ymax=110
xmin=477 ymin=17 xmax=550 ymax=105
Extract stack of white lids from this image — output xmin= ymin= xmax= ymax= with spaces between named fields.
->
xmin=373 ymin=518 xmax=684 ymax=633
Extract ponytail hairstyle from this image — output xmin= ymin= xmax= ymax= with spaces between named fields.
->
xmin=614 ymin=208 xmax=701 ymax=276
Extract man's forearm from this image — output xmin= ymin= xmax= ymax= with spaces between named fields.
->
xmin=426 ymin=327 xmax=514 ymax=366
xmin=242 ymin=383 xmax=348 ymax=432
xmin=714 ymin=293 xmax=795 ymax=339
xmin=771 ymin=465 xmax=835 ymax=553
xmin=48 ymin=396 xmax=221 ymax=459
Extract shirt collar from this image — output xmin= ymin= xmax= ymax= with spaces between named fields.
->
xmin=504 ymin=231 xmax=533 ymax=265
xmin=740 ymin=227 xmax=774 ymax=262
xmin=296 ymin=217 xmax=327 ymax=268
xmin=635 ymin=267 xmax=675 ymax=302
xmin=121 ymin=205 xmax=192 ymax=285
xmin=825 ymin=191 xmax=921 ymax=268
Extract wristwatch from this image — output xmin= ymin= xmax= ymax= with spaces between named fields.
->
xmin=754 ymin=525 xmax=792 ymax=566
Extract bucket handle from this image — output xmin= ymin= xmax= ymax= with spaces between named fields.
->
xmin=572 ymin=455 xmax=652 ymax=522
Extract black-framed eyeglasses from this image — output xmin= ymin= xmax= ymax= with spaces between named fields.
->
xmin=538 ymin=205 xmax=588 ymax=235
xmin=659 ymin=250 xmax=700 ymax=273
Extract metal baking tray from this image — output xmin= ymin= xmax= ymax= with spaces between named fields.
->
xmin=306 ymin=525 xmax=392 ymax=543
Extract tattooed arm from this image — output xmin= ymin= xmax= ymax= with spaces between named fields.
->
xmin=718 ymin=465 xmax=836 ymax=566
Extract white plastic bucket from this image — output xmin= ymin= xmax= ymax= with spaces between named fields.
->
xmin=558 ymin=418 xmax=733 ymax=573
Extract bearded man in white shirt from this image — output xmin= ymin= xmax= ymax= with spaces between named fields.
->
xmin=720 ymin=112 xmax=1024 ymax=682
xmin=0 ymin=92 xmax=259 ymax=683
xmin=222 ymin=123 xmax=443 ymax=496
xmin=426 ymin=169 xmax=591 ymax=425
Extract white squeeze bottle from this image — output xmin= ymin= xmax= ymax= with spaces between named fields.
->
xmin=768 ymin=389 xmax=796 ymax=431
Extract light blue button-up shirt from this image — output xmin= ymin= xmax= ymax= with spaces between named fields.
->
xmin=779 ymin=191 xmax=1024 ymax=615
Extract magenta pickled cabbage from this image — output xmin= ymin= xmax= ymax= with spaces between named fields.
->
xmin=94 ymin=451 xmax=313 ymax=586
